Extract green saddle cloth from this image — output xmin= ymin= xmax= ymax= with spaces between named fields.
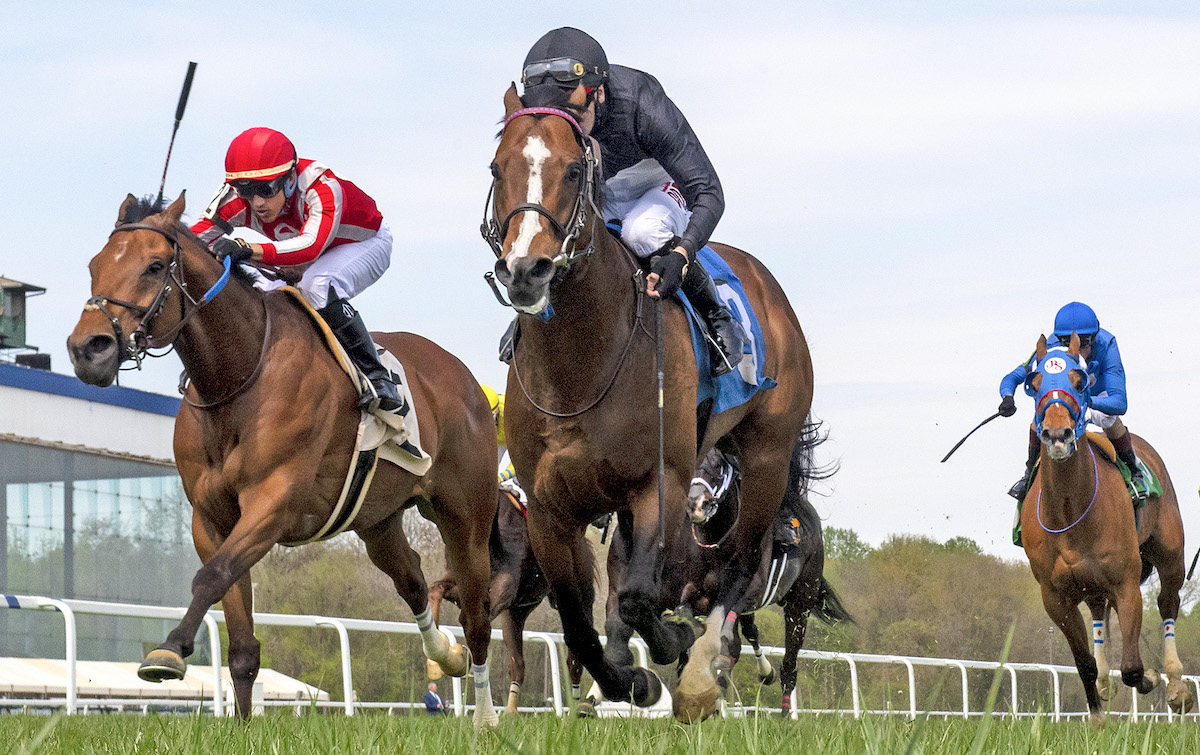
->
xmin=1012 ymin=457 xmax=1160 ymax=547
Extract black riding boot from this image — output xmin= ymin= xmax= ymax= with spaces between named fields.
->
xmin=499 ymin=317 xmax=518 ymax=365
xmin=681 ymin=260 xmax=747 ymax=377
xmin=1116 ymin=447 xmax=1150 ymax=500
xmin=1008 ymin=440 xmax=1041 ymax=501
xmin=318 ymin=297 xmax=403 ymax=413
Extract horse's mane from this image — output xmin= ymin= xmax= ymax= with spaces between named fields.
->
xmin=121 ymin=193 xmax=259 ymax=288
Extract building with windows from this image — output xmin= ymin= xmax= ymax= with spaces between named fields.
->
xmin=1 ymin=360 xmax=199 ymax=662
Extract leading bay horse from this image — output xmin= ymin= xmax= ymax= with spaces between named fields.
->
xmin=484 ymin=86 xmax=814 ymax=722
xmin=1022 ymin=333 xmax=1191 ymax=726
xmin=67 ymin=194 xmax=499 ymax=726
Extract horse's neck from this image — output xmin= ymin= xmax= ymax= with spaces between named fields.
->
xmin=1039 ymin=447 xmax=1096 ymax=517
xmin=517 ymin=235 xmax=640 ymax=381
xmin=173 ymin=247 xmax=269 ymax=401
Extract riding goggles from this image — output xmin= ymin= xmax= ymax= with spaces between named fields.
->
xmin=522 ymin=57 xmax=593 ymax=86
xmin=1057 ymin=332 xmax=1095 ymax=349
xmin=231 ymin=173 xmax=289 ymax=199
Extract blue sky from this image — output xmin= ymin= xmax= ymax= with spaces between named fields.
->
xmin=3 ymin=2 xmax=1198 ymax=558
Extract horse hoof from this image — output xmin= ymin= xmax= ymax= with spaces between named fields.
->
xmin=632 ymin=667 xmax=663 ymax=708
xmin=1138 ymin=668 xmax=1161 ymax=695
xmin=138 ymin=649 xmax=186 ymax=682
xmin=1096 ymin=677 xmax=1114 ymax=702
xmin=1167 ymin=678 xmax=1195 ymax=714
xmin=673 ymin=685 xmax=719 ymax=723
xmin=760 ymin=668 xmax=777 ymax=687
xmin=473 ymin=708 xmax=499 ymax=729
xmin=435 ymin=644 xmax=471 ymax=678
xmin=576 ymin=698 xmax=598 ymax=718
xmin=1089 ymin=711 xmax=1106 ymax=730
xmin=426 ymin=659 xmax=444 ymax=681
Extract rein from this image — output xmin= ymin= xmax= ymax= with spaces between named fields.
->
xmin=179 ymin=297 xmax=272 ymax=410
xmin=1036 ymin=444 xmax=1100 ymax=533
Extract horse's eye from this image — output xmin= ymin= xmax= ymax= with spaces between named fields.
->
xmin=146 ymin=260 xmax=165 ymax=275
xmin=565 ymin=163 xmax=583 ymax=183
xmin=490 ymin=162 xmax=500 ymax=180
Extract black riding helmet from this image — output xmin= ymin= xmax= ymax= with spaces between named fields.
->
xmin=522 ymin=27 xmax=608 ymax=90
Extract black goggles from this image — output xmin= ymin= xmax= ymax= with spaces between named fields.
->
xmin=232 ymin=173 xmax=289 ymax=199
xmin=1058 ymin=332 xmax=1095 ymax=348
xmin=522 ymin=57 xmax=591 ymax=86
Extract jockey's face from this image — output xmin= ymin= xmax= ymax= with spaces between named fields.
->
xmin=565 ymin=83 xmax=604 ymax=135
xmin=248 ymin=187 xmax=287 ymax=224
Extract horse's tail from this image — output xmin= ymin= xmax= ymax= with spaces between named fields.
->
xmin=787 ymin=415 xmax=838 ymax=500
xmin=811 ymin=577 xmax=854 ymax=626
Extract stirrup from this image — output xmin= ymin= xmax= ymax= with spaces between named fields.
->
xmin=1007 ymin=478 xmax=1029 ymax=501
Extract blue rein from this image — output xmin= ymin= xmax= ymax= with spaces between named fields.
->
xmin=199 ymin=256 xmax=232 ymax=305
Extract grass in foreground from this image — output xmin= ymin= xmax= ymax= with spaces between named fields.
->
xmin=3 ymin=711 xmax=1200 ymax=755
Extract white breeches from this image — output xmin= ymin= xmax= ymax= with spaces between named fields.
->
xmin=604 ymin=183 xmax=691 ymax=258
xmin=1087 ymin=391 xmax=1119 ymax=429
xmin=256 ymin=220 xmax=393 ymax=309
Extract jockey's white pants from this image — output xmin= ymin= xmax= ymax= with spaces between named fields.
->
xmin=604 ymin=183 xmax=691 ymax=258
xmin=256 ymin=221 xmax=393 ymax=310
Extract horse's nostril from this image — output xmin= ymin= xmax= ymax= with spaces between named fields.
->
xmin=84 ymin=335 xmax=117 ymax=361
xmin=530 ymin=257 xmax=555 ymax=282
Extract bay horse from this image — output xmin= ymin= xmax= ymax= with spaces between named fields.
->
xmin=484 ymin=86 xmax=814 ymax=722
xmin=67 ymin=194 xmax=500 ymax=726
xmin=681 ymin=442 xmax=852 ymax=717
xmin=1021 ymin=333 xmax=1191 ymax=726
xmin=427 ymin=487 xmax=585 ymax=714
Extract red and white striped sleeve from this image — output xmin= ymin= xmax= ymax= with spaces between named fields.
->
xmin=190 ymin=185 xmax=249 ymax=244
xmin=259 ymin=176 xmax=343 ymax=265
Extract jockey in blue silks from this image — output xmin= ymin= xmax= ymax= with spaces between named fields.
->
xmin=997 ymin=301 xmax=1147 ymax=505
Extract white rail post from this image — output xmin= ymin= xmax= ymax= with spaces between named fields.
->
xmin=202 ymin=613 xmax=224 ymax=717
xmin=315 ymin=618 xmax=354 ymax=715
xmin=950 ymin=661 xmax=968 ymax=719
xmin=838 ymin=653 xmax=861 ymax=719
xmin=35 ymin=597 xmax=78 ymax=715
xmin=528 ymin=632 xmax=563 ymax=715
xmin=1005 ymin=665 xmax=1018 ymax=717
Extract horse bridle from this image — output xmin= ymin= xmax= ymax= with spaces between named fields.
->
xmin=481 ymin=106 xmax=603 ymax=305
xmin=84 ymin=222 xmax=230 ymax=370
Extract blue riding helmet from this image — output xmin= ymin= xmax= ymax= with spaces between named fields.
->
xmin=1052 ymin=302 xmax=1100 ymax=339
xmin=1032 ymin=346 xmax=1091 ymax=446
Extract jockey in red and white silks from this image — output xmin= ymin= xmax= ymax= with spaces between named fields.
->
xmin=192 ymin=158 xmax=391 ymax=311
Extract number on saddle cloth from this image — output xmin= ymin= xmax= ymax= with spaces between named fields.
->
xmin=680 ymin=248 xmax=776 ymax=415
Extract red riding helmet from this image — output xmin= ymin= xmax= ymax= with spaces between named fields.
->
xmin=224 ymin=128 xmax=297 ymax=182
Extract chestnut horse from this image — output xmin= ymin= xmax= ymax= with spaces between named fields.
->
xmin=67 ymin=195 xmax=499 ymax=726
xmin=427 ymin=487 xmax=585 ymax=714
xmin=1021 ymin=333 xmax=1191 ymax=726
xmin=484 ymin=87 xmax=814 ymax=721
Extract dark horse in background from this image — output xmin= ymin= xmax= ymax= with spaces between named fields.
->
xmin=486 ymin=87 xmax=814 ymax=721
xmin=67 ymin=195 xmax=500 ymax=726
xmin=427 ymin=486 xmax=585 ymax=714
xmin=1021 ymin=334 xmax=1191 ymax=727
xmin=677 ymin=440 xmax=852 ymax=716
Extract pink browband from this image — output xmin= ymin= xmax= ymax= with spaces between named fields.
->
xmin=504 ymin=107 xmax=584 ymax=136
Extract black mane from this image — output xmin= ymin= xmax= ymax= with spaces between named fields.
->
xmin=120 ymin=193 xmax=258 ymax=288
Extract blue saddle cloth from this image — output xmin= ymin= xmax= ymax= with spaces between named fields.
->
xmin=680 ymin=247 xmax=777 ymax=414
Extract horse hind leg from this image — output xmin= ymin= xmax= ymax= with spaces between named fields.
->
xmin=738 ymin=614 xmax=776 ymax=686
xmin=1154 ymin=549 xmax=1195 ymax=713
xmin=1112 ymin=581 xmax=1161 ymax=697
xmin=358 ymin=511 xmax=479 ymax=700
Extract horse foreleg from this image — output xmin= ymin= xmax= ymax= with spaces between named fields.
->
xmin=1112 ymin=580 xmax=1160 ymax=696
xmin=527 ymin=510 xmax=655 ymax=708
xmin=1084 ymin=597 xmax=1113 ymax=702
xmin=1041 ymin=585 xmax=1104 ymax=727
xmin=140 ymin=504 xmax=281 ymax=702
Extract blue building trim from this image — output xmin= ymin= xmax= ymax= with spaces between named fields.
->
xmin=0 ymin=361 xmax=180 ymax=417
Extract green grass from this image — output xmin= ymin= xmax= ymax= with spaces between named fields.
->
xmin=3 ymin=712 xmax=1200 ymax=755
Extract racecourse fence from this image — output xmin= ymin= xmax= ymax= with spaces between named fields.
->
xmin=3 ymin=594 xmax=1199 ymax=722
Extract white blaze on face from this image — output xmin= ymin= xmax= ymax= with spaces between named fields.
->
xmin=507 ymin=134 xmax=551 ymax=263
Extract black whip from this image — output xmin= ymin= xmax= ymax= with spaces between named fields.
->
xmin=156 ymin=62 xmax=198 ymax=208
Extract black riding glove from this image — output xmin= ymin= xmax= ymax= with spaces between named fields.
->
xmin=998 ymin=395 xmax=1017 ymax=417
xmin=649 ymin=244 xmax=689 ymax=298
xmin=213 ymin=237 xmax=254 ymax=265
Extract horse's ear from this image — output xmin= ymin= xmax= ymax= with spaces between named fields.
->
xmin=504 ymin=83 xmax=523 ymax=117
xmin=1068 ymin=332 xmax=1080 ymax=358
xmin=162 ymin=191 xmax=187 ymax=229
xmin=1036 ymin=334 xmax=1047 ymax=359
xmin=116 ymin=193 xmax=137 ymax=227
